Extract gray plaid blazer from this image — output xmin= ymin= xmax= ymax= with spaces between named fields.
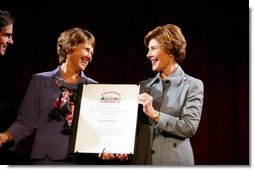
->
xmin=138 ymin=66 xmax=204 ymax=165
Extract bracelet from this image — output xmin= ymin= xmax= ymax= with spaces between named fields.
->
xmin=152 ymin=111 xmax=160 ymax=121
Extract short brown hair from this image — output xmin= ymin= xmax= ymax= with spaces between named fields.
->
xmin=144 ymin=24 xmax=187 ymax=63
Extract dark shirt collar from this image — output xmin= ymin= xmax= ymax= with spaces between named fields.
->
xmin=51 ymin=65 xmax=92 ymax=87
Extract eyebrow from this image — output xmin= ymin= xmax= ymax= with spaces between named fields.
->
xmin=149 ymin=44 xmax=160 ymax=48
xmin=3 ymin=33 xmax=13 ymax=36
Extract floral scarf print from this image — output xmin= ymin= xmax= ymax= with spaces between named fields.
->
xmin=48 ymin=79 xmax=76 ymax=135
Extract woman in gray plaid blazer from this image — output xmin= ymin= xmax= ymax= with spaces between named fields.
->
xmin=138 ymin=24 xmax=204 ymax=165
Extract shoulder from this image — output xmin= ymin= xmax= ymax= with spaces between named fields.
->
xmin=32 ymin=66 xmax=60 ymax=79
xmin=138 ymin=78 xmax=151 ymax=86
xmin=31 ymin=66 xmax=61 ymax=81
xmin=30 ymin=70 xmax=54 ymax=81
xmin=183 ymin=74 xmax=203 ymax=86
xmin=138 ymin=76 xmax=157 ymax=93
xmin=183 ymin=74 xmax=204 ymax=94
xmin=138 ymin=76 xmax=157 ymax=86
xmin=80 ymin=73 xmax=98 ymax=84
xmin=26 ymin=70 xmax=56 ymax=88
xmin=35 ymin=71 xmax=53 ymax=77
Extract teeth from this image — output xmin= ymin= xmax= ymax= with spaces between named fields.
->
xmin=151 ymin=59 xmax=156 ymax=65
xmin=81 ymin=57 xmax=91 ymax=64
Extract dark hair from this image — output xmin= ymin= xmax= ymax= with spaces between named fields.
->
xmin=0 ymin=9 xmax=15 ymax=29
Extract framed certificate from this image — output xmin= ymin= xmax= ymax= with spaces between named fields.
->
xmin=69 ymin=84 xmax=140 ymax=155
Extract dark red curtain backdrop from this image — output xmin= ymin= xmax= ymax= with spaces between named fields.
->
xmin=0 ymin=0 xmax=249 ymax=165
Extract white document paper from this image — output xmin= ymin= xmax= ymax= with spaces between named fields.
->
xmin=73 ymin=84 xmax=140 ymax=154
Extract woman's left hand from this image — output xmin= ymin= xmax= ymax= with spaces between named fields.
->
xmin=98 ymin=149 xmax=128 ymax=161
xmin=138 ymin=93 xmax=155 ymax=117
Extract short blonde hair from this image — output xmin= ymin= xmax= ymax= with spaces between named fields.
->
xmin=57 ymin=27 xmax=95 ymax=64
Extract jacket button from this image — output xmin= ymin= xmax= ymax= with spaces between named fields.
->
xmin=151 ymin=150 xmax=155 ymax=154
xmin=173 ymin=143 xmax=177 ymax=147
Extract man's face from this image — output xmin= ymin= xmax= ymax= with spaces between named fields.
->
xmin=0 ymin=24 xmax=14 ymax=57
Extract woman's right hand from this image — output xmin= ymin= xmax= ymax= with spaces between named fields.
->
xmin=0 ymin=133 xmax=8 ymax=148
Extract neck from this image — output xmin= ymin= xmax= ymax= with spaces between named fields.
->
xmin=60 ymin=63 xmax=80 ymax=84
xmin=160 ymin=63 xmax=179 ymax=80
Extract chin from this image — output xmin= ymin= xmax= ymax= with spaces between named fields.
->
xmin=80 ymin=65 xmax=87 ymax=71
xmin=152 ymin=66 xmax=158 ymax=72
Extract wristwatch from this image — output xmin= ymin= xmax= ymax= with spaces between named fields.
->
xmin=152 ymin=111 xmax=160 ymax=121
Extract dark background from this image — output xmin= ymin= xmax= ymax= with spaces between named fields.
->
xmin=0 ymin=0 xmax=249 ymax=165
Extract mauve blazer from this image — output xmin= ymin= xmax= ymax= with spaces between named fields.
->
xmin=138 ymin=66 xmax=204 ymax=165
xmin=8 ymin=66 xmax=98 ymax=160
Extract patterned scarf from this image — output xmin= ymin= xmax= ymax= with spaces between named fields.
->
xmin=48 ymin=79 xmax=76 ymax=135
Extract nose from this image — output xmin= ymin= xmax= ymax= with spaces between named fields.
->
xmin=146 ymin=50 xmax=152 ymax=59
xmin=8 ymin=36 xmax=14 ymax=44
xmin=86 ymin=54 xmax=92 ymax=63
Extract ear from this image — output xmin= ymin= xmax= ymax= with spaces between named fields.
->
xmin=168 ymin=53 xmax=174 ymax=59
xmin=65 ymin=48 xmax=71 ymax=55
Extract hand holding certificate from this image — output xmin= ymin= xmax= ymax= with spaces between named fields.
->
xmin=69 ymin=84 xmax=140 ymax=155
